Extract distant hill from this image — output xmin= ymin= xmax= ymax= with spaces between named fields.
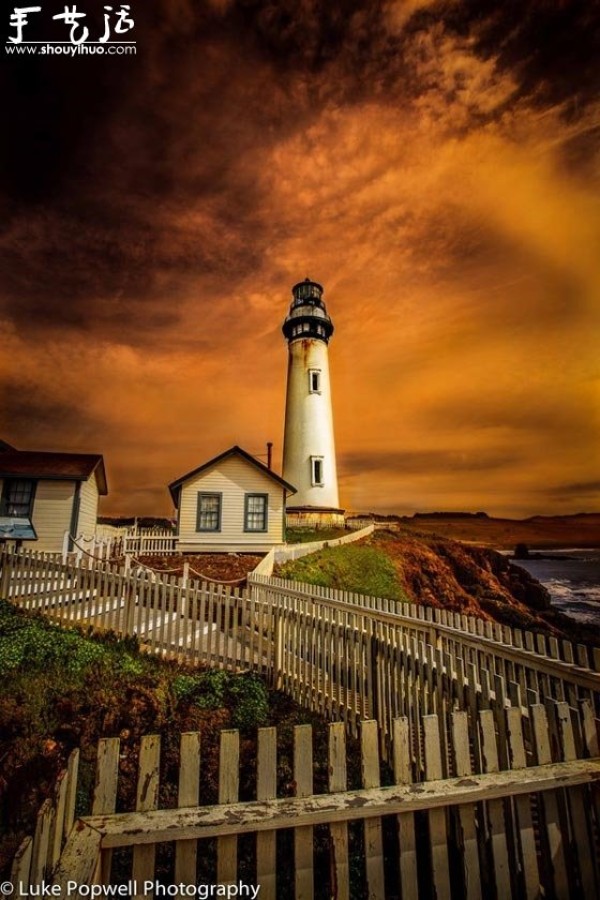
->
xmin=354 ymin=512 xmax=600 ymax=550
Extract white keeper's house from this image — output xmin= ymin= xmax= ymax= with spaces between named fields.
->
xmin=0 ymin=441 xmax=107 ymax=552
xmin=168 ymin=445 xmax=296 ymax=553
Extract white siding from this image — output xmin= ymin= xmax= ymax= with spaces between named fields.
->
xmin=77 ymin=473 xmax=99 ymax=538
xmin=177 ymin=455 xmax=286 ymax=551
xmin=32 ymin=481 xmax=76 ymax=553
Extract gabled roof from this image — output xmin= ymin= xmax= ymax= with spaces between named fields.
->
xmin=0 ymin=440 xmax=16 ymax=452
xmin=0 ymin=451 xmax=108 ymax=495
xmin=168 ymin=445 xmax=296 ymax=505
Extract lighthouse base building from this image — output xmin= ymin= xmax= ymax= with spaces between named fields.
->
xmin=282 ymin=279 xmax=345 ymax=528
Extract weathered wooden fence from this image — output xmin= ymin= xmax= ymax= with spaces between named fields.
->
xmin=2 ymin=549 xmax=600 ymax=758
xmin=9 ymin=750 xmax=79 ymax=892
xmin=121 ymin=530 xmax=178 ymax=556
xmin=249 ymin=575 xmax=600 ymax=757
xmin=64 ymin=529 xmax=178 ymax=562
xmin=0 ymin=548 xmax=277 ymax=679
xmin=3 ymin=547 xmax=600 ymax=895
xmin=50 ymin=707 xmax=600 ymax=899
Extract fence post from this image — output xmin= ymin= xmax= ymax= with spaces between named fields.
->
xmin=124 ymin=577 xmax=136 ymax=637
xmin=180 ymin=564 xmax=190 ymax=626
xmin=0 ymin=549 xmax=12 ymax=599
xmin=61 ymin=531 xmax=70 ymax=563
xmin=274 ymin=609 xmax=284 ymax=690
xmin=369 ymin=633 xmax=380 ymax=725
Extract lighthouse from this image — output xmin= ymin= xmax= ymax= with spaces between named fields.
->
xmin=282 ymin=278 xmax=344 ymax=528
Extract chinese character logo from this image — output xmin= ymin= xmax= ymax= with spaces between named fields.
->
xmin=8 ymin=4 xmax=135 ymax=44
xmin=9 ymin=6 xmax=41 ymax=43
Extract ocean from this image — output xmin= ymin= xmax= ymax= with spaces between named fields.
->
xmin=509 ymin=549 xmax=600 ymax=624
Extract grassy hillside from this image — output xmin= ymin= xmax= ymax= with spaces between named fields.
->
xmin=275 ymin=531 xmax=600 ymax=644
xmin=277 ymin=542 xmax=408 ymax=600
xmin=0 ymin=602 xmax=343 ymax=878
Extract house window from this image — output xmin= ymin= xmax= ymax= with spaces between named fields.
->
xmin=309 ymin=369 xmax=321 ymax=393
xmin=311 ymin=457 xmax=324 ymax=486
xmin=0 ymin=479 xmax=35 ymax=517
xmin=244 ymin=493 xmax=268 ymax=532
xmin=196 ymin=492 xmax=222 ymax=532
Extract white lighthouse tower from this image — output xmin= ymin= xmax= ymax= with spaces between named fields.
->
xmin=282 ymin=278 xmax=344 ymax=528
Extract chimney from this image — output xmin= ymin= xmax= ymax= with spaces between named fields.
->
xmin=266 ymin=442 xmax=273 ymax=470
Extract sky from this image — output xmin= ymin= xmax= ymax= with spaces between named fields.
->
xmin=1 ymin=0 xmax=599 ymax=518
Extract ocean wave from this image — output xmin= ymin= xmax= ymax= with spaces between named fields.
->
xmin=509 ymin=553 xmax=600 ymax=623
xmin=543 ymin=579 xmax=600 ymax=623
xmin=545 ymin=579 xmax=600 ymax=600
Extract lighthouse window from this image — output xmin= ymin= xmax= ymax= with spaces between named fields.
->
xmin=311 ymin=456 xmax=324 ymax=486
xmin=309 ymin=369 xmax=321 ymax=393
xmin=196 ymin=492 xmax=222 ymax=532
xmin=244 ymin=493 xmax=268 ymax=532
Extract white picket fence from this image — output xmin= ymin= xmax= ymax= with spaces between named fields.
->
xmin=3 ymin=547 xmax=599 ymax=733
xmin=66 ymin=523 xmax=374 ymax=573
xmin=3 ymin=545 xmax=600 ymax=898
xmin=51 ymin=711 xmax=600 ymax=900
xmin=65 ymin=529 xmax=178 ymax=561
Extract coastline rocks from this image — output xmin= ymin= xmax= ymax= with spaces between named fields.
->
xmin=506 ymin=563 xmax=551 ymax=610
xmin=377 ymin=531 xmax=552 ymax=620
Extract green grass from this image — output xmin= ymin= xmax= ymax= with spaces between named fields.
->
xmin=285 ymin=527 xmax=348 ymax=544
xmin=275 ymin=543 xmax=407 ymax=600
xmin=0 ymin=599 xmax=273 ymax=873
xmin=0 ymin=600 xmax=270 ymax=740
xmin=0 ymin=601 xmax=365 ymax=885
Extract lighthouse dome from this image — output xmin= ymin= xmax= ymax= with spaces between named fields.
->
xmin=283 ymin=278 xmax=334 ymax=343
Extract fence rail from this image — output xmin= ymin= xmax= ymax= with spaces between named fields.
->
xmin=51 ymin=706 xmax=600 ymax=899
xmin=123 ymin=532 xmax=178 ymax=555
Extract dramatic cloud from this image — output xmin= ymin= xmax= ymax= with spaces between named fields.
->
xmin=1 ymin=0 xmax=599 ymax=516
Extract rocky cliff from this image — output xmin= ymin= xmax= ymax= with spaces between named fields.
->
xmin=374 ymin=530 xmax=599 ymax=643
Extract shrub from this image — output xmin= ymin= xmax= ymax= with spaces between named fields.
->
xmin=117 ymin=654 xmax=145 ymax=677
xmin=172 ymin=670 xmax=268 ymax=728
xmin=172 ymin=673 xmax=202 ymax=702
xmin=229 ymin=673 xmax=268 ymax=729
xmin=0 ymin=618 xmax=107 ymax=677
